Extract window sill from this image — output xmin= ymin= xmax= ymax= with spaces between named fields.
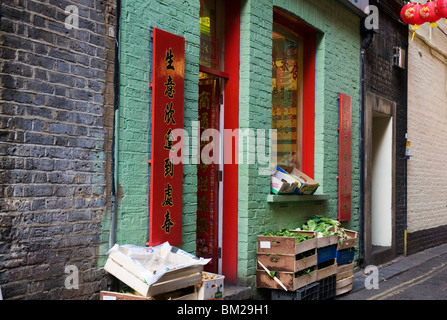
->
xmin=267 ymin=193 xmax=330 ymax=203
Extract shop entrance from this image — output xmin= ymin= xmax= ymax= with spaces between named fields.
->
xmin=364 ymin=92 xmax=396 ymax=265
xmin=197 ymin=0 xmax=240 ymax=279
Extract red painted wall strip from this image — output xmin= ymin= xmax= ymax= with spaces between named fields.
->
xmin=222 ymin=0 xmax=240 ymax=284
xmin=302 ymin=34 xmax=316 ymax=179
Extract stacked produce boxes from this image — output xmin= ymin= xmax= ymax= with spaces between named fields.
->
xmin=256 ymin=230 xmax=318 ymax=292
xmin=335 ymin=229 xmax=358 ymax=296
xmin=257 ymin=216 xmax=358 ymax=300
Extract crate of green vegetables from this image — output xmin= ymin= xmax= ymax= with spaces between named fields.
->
xmin=257 ymin=229 xmax=317 ymax=273
xmin=300 ymin=216 xmax=359 ymax=249
xmin=257 ymin=251 xmax=317 ymax=273
xmin=257 ymin=229 xmax=316 ymax=255
xmin=256 ymin=266 xmax=317 ymax=291
xmin=336 ymin=229 xmax=358 ymax=251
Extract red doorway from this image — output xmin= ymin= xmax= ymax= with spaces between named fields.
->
xmin=196 ymin=75 xmax=221 ymax=273
xmin=197 ymin=0 xmax=240 ymax=283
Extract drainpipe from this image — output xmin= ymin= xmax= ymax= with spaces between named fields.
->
xmin=404 ymin=37 xmax=409 ymax=257
xmin=358 ymin=24 xmax=374 ymax=268
xmin=109 ymin=0 xmax=121 ymax=249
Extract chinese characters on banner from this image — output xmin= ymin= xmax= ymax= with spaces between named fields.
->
xmin=338 ymin=93 xmax=352 ymax=222
xmin=196 ymin=79 xmax=219 ymax=271
xmin=149 ymin=28 xmax=185 ymax=246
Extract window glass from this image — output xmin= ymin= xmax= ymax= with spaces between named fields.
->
xmin=200 ymin=0 xmax=225 ymax=71
xmin=272 ymin=26 xmax=303 ymax=169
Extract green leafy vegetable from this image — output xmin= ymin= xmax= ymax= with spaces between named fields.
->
xmin=265 ymin=216 xmax=353 ymax=246
xmin=264 ymin=228 xmax=314 ymax=243
xmin=295 ymin=267 xmax=315 ymax=278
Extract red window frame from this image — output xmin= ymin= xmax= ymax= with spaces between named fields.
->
xmin=273 ymin=8 xmax=317 ymax=178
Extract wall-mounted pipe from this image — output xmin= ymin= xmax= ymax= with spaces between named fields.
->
xmin=359 ymin=21 xmax=375 ymax=267
xmin=110 ymin=0 xmax=121 ymax=249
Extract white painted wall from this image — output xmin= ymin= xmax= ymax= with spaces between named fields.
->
xmin=407 ymin=22 xmax=447 ymax=233
xmin=371 ymin=115 xmax=393 ymax=247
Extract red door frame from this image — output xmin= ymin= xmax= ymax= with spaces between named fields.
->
xmin=221 ymin=0 xmax=240 ymax=284
xmin=301 ymin=34 xmax=316 ymax=179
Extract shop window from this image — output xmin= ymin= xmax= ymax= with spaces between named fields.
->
xmin=272 ymin=9 xmax=317 ymax=177
xmin=272 ymin=26 xmax=303 ymax=169
xmin=200 ymin=0 xmax=225 ymax=73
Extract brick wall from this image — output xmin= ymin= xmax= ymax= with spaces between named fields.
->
xmin=407 ymin=21 xmax=447 ymax=250
xmin=116 ymin=0 xmax=361 ymax=297
xmin=0 ymin=0 xmax=116 ymax=299
xmin=116 ymin=0 xmax=200 ymax=253
xmin=364 ymin=0 xmax=408 ymax=256
xmin=238 ymin=0 xmax=361 ymax=293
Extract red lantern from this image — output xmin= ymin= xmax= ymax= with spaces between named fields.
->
xmin=402 ymin=2 xmax=426 ymax=41
xmin=420 ymin=1 xmax=441 ymax=27
xmin=404 ymin=3 xmax=426 ymax=29
xmin=435 ymin=0 xmax=447 ymax=22
xmin=400 ymin=2 xmax=417 ymax=24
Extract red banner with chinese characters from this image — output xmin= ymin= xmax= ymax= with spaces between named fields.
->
xmin=149 ymin=28 xmax=185 ymax=246
xmin=196 ymin=79 xmax=219 ymax=272
xmin=338 ymin=93 xmax=352 ymax=222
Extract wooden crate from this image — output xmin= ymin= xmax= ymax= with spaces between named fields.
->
xmin=104 ymin=248 xmax=203 ymax=297
xmin=100 ymin=285 xmax=198 ymax=300
xmin=336 ymin=275 xmax=354 ymax=296
xmin=316 ymin=260 xmax=337 ymax=281
xmin=256 ymin=249 xmax=317 ymax=273
xmin=256 ymin=269 xmax=317 ymax=291
xmin=335 ymin=262 xmax=354 ymax=296
xmin=336 ymin=262 xmax=355 ymax=281
xmin=337 ymin=229 xmax=358 ymax=250
xmin=317 ymin=234 xmax=338 ymax=248
xmin=100 ymin=291 xmax=150 ymax=300
xmin=257 ymin=231 xmax=316 ymax=255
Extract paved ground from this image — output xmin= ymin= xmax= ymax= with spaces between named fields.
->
xmin=337 ymin=243 xmax=447 ymax=300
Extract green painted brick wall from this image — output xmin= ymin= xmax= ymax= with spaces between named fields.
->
xmin=238 ymin=0 xmax=361 ymax=291
xmin=114 ymin=0 xmax=200 ymax=254
xmin=113 ymin=0 xmax=361 ymax=294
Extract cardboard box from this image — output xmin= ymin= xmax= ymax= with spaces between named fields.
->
xmin=276 ymin=166 xmax=319 ymax=195
xmin=271 ymin=169 xmax=298 ymax=194
xmin=198 ymin=272 xmax=224 ymax=300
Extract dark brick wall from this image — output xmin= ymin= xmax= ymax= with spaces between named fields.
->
xmin=0 ymin=0 xmax=116 ymax=299
xmin=364 ymin=0 xmax=408 ymax=256
xmin=407 ymin=225 xmax=447 ymax=256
